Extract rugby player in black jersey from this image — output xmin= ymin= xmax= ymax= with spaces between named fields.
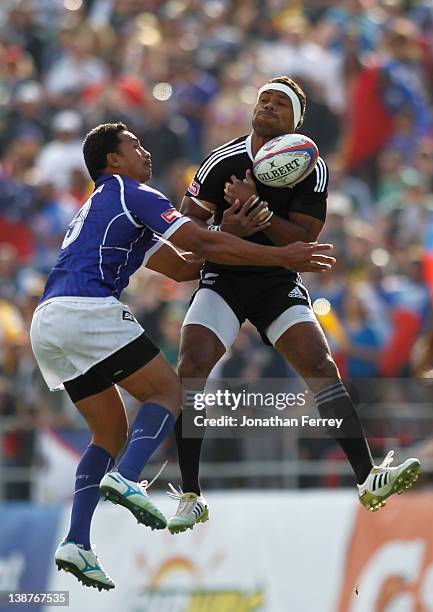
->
xmin=167 ymin=76 xmax=420 ymax=533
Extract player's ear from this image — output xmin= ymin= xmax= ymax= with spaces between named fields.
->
xmin=106 ymin=151 xmax=120 ymax=168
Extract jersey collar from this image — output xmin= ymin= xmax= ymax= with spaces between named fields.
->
xmin=245 ymin=133 xmax=254 ymax=161
xmin=95 ymin=173 xmax=115 ymax=186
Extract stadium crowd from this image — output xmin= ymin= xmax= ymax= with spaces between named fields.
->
xmin=1 ymin=0 xmax=433 ymax=498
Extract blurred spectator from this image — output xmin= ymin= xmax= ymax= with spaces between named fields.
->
xmin=44 ymin=27 xmax=108 ymax=101
xmin=138 ymin=99 xmax=187 ymax=189
xmin=204 ymin=63 xmax=252 ymax=150
xmin=1 ymin=81 xmax=48 ymax=154
xmin=340 ymin=285 xmax=381 ymax=378
xmin=35 ymin=110 xmax=87 ymax=190
xmin=170 ymin=57 xmax=218 ymax=161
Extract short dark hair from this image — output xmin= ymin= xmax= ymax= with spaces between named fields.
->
xmin=267 ymin=76 xmax=307 ymax=129
xmin=83 ymin=122 xmax=127 ymax=181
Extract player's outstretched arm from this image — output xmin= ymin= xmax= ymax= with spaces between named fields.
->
xmin=145 ymin=241 xmax=203 ymax=281
xmin=169 ymin=197 xmax=335 ymax=272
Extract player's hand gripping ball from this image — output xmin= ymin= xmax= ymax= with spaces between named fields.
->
xmin=253 ymin=133 xmax=319 ymax=188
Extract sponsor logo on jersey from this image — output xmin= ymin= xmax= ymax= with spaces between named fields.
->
xmin=161 ymin=208 xmax=182 ymax=223
xmin=188 ymin=179 xmax=200 ymax=197
xmin=122 ymin=310 xmax=135 ymax=321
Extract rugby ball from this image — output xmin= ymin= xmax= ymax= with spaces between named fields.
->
xmin=253 ymin=134 xmax=319 ymax=188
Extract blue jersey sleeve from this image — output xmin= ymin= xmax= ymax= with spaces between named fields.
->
xmin=120 ymin=177 xmax=190 ymax=239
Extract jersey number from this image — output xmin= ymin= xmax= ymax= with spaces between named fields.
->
xmin=61 ymin=185 xmax=104 ymax=249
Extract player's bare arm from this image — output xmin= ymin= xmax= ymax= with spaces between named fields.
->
xmin=181 ymin=194 xmax=269 ymax=238
xmin=224 ymin=169 xmax=323 ymax=244
xmin=145 ymin=241 xmax=203 ymax=282
xmin=180 ymin=195 xmax=214 ymax=228
xmin=168 ymin=201 xmax=335 ymax=272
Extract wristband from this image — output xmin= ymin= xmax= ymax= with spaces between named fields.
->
xmin=208 ymin=224 xmax=221 ymax=231
xmin=249 ymin=197 xmax=273 ymax=225
xmin=247 ymin=195 xmax=261 ymax=213
xmin=257 ymin=209 xmax=273 ymax=225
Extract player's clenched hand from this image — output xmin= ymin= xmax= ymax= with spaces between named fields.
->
xmin=221 ymin=196 xmax=271 ymax=237
xmin=224 ymin=169 xmax=257 ymax=206
xmin=280 ymin=242 xmax=335 ymax=272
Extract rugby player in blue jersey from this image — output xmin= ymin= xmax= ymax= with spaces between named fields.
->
xmin=29 ymin=122 xmax=335 ymax=590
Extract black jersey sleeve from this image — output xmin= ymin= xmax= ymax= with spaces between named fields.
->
xmin=185 ymin=163 xmax=225 ymax=205
xmin=185 ymin=137 xmax=246 ymax=205
xmin=290 ymin=156 xmax=328 ymax=222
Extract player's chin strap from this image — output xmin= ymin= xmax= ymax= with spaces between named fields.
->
xmin=257 ymin=83 xmax=302 ymax=129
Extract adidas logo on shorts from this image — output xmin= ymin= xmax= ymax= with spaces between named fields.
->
xmin=287 ymin=287 xmax=306 ymax=299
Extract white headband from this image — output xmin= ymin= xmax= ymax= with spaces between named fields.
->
xmin=257 ymin=83 xmax=302 ymax=129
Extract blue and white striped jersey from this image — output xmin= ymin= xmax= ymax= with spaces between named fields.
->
xmin=40 ymin=174 xmax=189 ymax=303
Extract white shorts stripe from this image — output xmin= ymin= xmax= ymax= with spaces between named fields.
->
xmin=265 ymin=305 xmax=320 ymax=345
xmin=182 ymin=288 xmax=240 ymax=351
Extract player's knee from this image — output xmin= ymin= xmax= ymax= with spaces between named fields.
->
xmin=309 ymin=353 xmax=338 ymax=379
xmin=178 ymin=349 xmax=216 ymax=381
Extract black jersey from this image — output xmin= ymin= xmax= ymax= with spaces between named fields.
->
xmin=185 ymin=133 xmax=328 ymax=273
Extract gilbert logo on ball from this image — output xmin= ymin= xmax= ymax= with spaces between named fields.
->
xmin=253 ymin=134 xmax=319 ymax=188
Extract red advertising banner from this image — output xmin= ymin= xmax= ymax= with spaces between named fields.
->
xmin=338 ymin=494 xmax=433 ymax=612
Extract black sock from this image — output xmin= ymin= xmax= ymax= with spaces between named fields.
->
xmin=174 ymin=391 xmax=205 ymax=495
xmin=315 ymin=381 xmax=373 ymax=484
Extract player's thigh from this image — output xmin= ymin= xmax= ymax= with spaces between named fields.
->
xmin=178 ymin=324 xmax=227 ymax=381
xmin=273 ymin=316 xmax=339 ymax=391
xmin=179 ymin=288 xmax=241 ymax=380
xmin=75 ymin=385 xmax=128 ymax=456
xmin=118 ymin=352 xmax=182 ymax=415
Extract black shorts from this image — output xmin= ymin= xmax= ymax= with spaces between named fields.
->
xmin=64 ymin=332 xmax=160 ymax=403
xmin=193 ymin=267 xmax=311 ymax=345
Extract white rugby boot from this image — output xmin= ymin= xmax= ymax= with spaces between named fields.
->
xmin=358 ymin=450 xmax=421 ymax=512
xmin=167 ymin=484 xmax=209 ymax=534
xmin=99 ymin=471 xmax=167 ymax=530
xmin=55 ymin=540 xmax=114 ymax=591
